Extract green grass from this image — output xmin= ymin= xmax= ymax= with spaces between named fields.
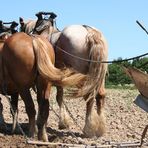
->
xmin=106 ymin=84 xmax=136 ymax=90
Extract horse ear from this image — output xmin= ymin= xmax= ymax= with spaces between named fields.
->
xmin=19 ymin=17 xmax=24 ymax=24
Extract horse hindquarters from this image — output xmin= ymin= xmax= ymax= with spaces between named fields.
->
xmin=56 ymin=25 xmax=108 ymax=137
xmin=2 ymin=33 xmax=37 ymax=138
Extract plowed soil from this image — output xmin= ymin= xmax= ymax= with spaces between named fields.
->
xmin=0 ymin=88 xmax=147 ymax=148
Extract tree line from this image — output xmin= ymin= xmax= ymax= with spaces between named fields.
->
xmin=106 ymin=57 xmax=148 ymax=86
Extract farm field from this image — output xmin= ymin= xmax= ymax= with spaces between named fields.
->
xmin=0 ymin=88 xmax=147 ymax=147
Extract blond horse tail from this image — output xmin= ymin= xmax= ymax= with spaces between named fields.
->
xmin=32 ymin=36 xmax=86 ymax=86
xmin=78 ymin=27 xmax=108 ymax=97
xmin=33 ymin=36 xmax=63 ymax=81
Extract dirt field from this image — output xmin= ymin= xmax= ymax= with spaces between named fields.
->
xmin=0 ymin=88 xmax=147 ymax=147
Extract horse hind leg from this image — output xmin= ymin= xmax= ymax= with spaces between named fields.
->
xmin=56 ymin=86 xmax=70 ymax=129
xmin=10 ymin=92 xmax=19 ymax=133
xmin=0 ymin=93 xmax=19 ymax=133
xmin=0 ymin=97 xmax=7 ymax=131
xmin=36 ymin=96 xmax=49 ymax=142
xmin=36 ymin=79 xmax=51 ymax=142
xmin=95 ymin=86 xmax=106 ymax=136
xmin=83 ymin=87 xmax=106 ymax=137
xmin=36 ymin=99 xmax=49 ymax=142
xmin=19 ymin=88 xmax=36 ymax=138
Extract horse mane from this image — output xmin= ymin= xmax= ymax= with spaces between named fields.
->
xmin=24 ymin=20 xmax=37 ymax=34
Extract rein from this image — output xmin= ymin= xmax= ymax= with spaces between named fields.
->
xmin=41 ymin=23 xmax=148 ymax=64
xmin=55 ymin=44 xmax=148 ymax=64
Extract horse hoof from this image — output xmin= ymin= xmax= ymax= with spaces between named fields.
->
xmin=0 ymin=123 xmax=7 ymax=132
xmin=83 ymin=122 xmax=106 ymax=138
xmin=59 ymin=123 xmax=69 ymax=130
xmin=38 ymin=132 xmax=48 ymax=142
xmin=83 ymin=129 xmax=105 ymax=138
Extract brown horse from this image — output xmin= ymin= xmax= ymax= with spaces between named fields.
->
xmin=0 ymin=21 xmax=19 ymax=132
xmin=20 ymin=14 xmax=108 ymax=138
xmin=2 ymin=32 xmax=86 ymax=141
xmin=0 ymin=32 xmax=19 ymax=133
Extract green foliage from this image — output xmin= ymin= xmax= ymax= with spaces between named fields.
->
xmin=132 ymin=57 xmax=148 ymax=73
xmin=106 ymin=57 xmax=148 ymax=86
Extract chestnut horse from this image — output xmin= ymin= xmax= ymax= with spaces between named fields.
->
xmin=2 ymin=32 xmax=86 ymax=141
xmin=0 ymin=21 xmax=19 ymax=132
xmin=20 ymin=14 xmax=108 ymax=138
xmin=0 ymin=32 xmax=19 ymax=133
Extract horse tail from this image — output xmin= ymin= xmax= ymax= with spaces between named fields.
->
xmin=32 ymin=36 xmax=86 ymax=86
xmin=78 ymin=27 xmax=108 ymax=97
xmin=32 ymin=36 xmax=63 ymax=81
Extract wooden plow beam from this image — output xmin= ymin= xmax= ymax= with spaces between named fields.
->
xmin=27 ymin=140 xmax=147 ymax=147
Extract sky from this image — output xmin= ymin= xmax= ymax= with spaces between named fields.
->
xmin=0 ymin=0 xmax=148 ymax=61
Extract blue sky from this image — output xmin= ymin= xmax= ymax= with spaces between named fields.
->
xmin=0 ymin=0 xmax=148 ymax=61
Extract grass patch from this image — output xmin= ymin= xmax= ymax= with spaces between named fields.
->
xmin=106 ymin=84 xmax=136 ymax=90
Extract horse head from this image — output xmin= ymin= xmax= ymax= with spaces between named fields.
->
xmin=19 ymin=17 xmax=25 ymax=32
xmin=5 ymin=21 xmax=18 ymax=33
xmin=19 ymin=17 xmax=36 ymax=34
xmin=19 ymin=12 xmax=59 ymax=38
xmin=33 ymin=12 xmax=58 ymax=37
xmin=0 ymin=20 xmax=18 ymax=41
